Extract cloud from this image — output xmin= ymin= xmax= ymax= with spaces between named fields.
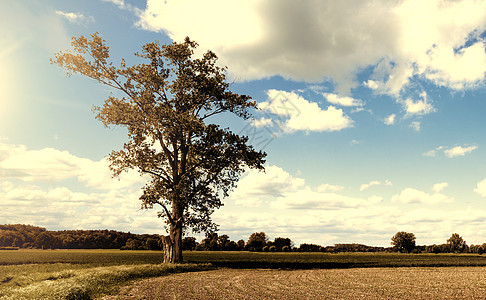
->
xmin=401 ymin=92 xmax=435 ymax=116
xmin=360 ymin=180 xmax=381 ymax=191
xmin=102 ymin=0 xmax=141 ymax=13
xmin=229 ymin=165 xmax=305 ymax=206
xmin=384 ymin=114 xmax=396 ymax=125
xmin=432 ymin=182 xmax=449 ymax=193
xmin=409 ymin=121 xmax=421 ymax=132
xmin=424 ymin=145 xmax=478 ymax=158
xmin=444 ymin=145 xmax=478 ymax=158
xmin=475 ymin=179 xmax=486 ymax=197
xmin=317 ymin=183 xmax=344 ymax=193
xmin=391 ymin=187 xmax=454 ymax=205
xmin=250 ymin=117 xmax=273 ymax=128
xmin=55 ymin=11 xmax=94 ymax=25
xmin=258 ymin=90 xmax=353 ymax=133
xmin=0 ymin=143 xmax=143 ymax=189
xmin=323 ymin=93 xmax=363 ymax=107
xmin=360 ymin=180 xmax=391 ymax=191
xmin=273 ymin=188 xmax=380 ymax=210
xmin=135 ymin=0 xmax=486 ymax=94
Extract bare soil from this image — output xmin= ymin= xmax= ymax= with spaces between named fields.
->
xmin=101 ymin=267 xmax=486 ymax=299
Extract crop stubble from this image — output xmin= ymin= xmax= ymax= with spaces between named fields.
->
xmin=105 ymin=267 xmax=486 ymax=299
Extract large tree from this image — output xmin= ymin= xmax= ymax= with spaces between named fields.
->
xmin=391 ymin=231 xmax=416 ymax=253
xmin=52 ymin=33 xmax=266 ymax=263
xmin=447 ymin=233 xmax=467 ymax=253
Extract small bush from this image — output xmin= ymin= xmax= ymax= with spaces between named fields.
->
xmin=269 ymin=246 xmax=276 ymax=252
xmin=262 ymin=246 xmax=269 ymax=252
xmin=282 ymin=246 xmax=290 ymax=252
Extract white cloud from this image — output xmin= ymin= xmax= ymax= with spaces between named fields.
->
xmin=259 ymin=90 xmax=353 ymax=133
xmin=229 ymin=165 xmax=305 ymax=207
xmin=444 ymin=145 xmax=478 ymax=158
xmin=432 ymin=182 xmax=449 ymax=193
xmin=423 ymin=145 xmax=477 ymax=158
xmin=474 ymin=178 xmax=486 ymax=197
xmin=317 ymin=183 xmax=344 ymax=193
xmin=391 ymin=187 xmax=454 ymax=205
xmin=250 ymin=117 xmax=273 ymax=128
xmin=323 ymin=93 xmax=363 ymax=107
xmin=402 ymin=92 xmax=435 ymax=116
xmin=409 ymin=121 xmax=421 ymax=132
xmin=55 ymin=11 xmax=94 ymax=25
xmin=360 ymin=180 xmax=381 ymax=191
xmin=0 ymin=143 xmax=143 ymax=189
xmin=384 ymin=114 xmax=396 ymax=125
xmin=135 ymin=0 xmax=486 ymax=94
xmin=273 ymin=188 xmax=379 ymax=210
xmin=102 ymin=0 xmax=141 ymax=13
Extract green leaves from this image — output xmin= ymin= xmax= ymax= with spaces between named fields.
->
xmin=53 ymin=33 xmax=266 ymax=260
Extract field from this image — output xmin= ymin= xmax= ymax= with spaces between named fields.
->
xmin=2 ymin=250 xmax=486 ymax=299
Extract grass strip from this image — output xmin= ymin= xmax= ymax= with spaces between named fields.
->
xmin=0 ymin=263 xmax=214 ymax=300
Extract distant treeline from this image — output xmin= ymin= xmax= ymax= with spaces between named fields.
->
xmin=0 ymin=224 xmax=163 ymax=250
xmin=1 ymin=225 xmax=484 ymax=254
xmin=0 ymin=225 xmax=384 ymax=252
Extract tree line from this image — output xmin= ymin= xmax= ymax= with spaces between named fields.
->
xmin=1 ymin=225 xmax=484 ymax=254
xmin=390 ymin=231 xmax=486 ymax=254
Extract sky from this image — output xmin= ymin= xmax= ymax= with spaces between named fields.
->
xmin=1 ymin=0 xmax=486 ymax=247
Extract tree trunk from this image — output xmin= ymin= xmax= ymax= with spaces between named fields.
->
xmin=162 ymin=220 xmax=183 ymax=263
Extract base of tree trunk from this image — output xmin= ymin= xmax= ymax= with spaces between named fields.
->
xmin=162 ymin=235 xmax=174 ymax=263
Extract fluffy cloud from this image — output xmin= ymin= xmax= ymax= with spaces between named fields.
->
xmin=258 ymin=90 xmax=353 ymax=133
xmin=135 ymin=0 xmax=486 ymax=94
xmin=474 ymin=178 xmax=486 ymax=197
xmin=384 ymin=114 xmax=396 ymax=125
xmin=391 ymin=187 xmax=454 ymax=205
xmin=323 ymin=93 xmax=363 ymax=107
xmin=444 ymin=145 xmax=478 ymax=158
xmin=229 ymin=165 xmax=305 ymax=206
xmin=317 ymin=183 xmax=344 ymax=193
xmin=360 ymin=180 xmax=392 ymax=191
xmin=360 ymin=180 xmax=381 ymax=191
xmin=250 ymin=117 xmax=273 ymax=128
xmin=401 ymin=92 xmax=435 ymax=116
xmin=0 ymin=143 xmax=143 ymax=189
xmin=55 ymin=11 xmax=94 ymax=25
xmin=424 ymin=145 xmax=478 ymax=158
xmin=0 ymin=143 xmax=164 ymax=233
xmin=432 ymin=182 xmax=449 ymax=193
xmin=272 ymin=188 xmax=382 ymax=210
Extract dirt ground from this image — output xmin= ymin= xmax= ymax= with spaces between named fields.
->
xmin=101 ymin=267 xmax=486 ymax=299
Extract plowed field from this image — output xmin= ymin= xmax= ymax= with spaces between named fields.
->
xmin=103 ymin=267 xmax=486 ymax=299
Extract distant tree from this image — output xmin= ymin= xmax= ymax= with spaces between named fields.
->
xmin=52 ymin=33 xmax=266 ymax=263
xmin=35 ymin=232 xmax=53 ymax=250
xmin=273 ymin=237 xmax=292 ymax=251
xmin=236 ymin=239 xmax=245 ymax=251
xmin=182 ymin=237 xmax=197 ymax=251
xmin=299 ymin=243 xmax=322 ymax=252
xmin=391 ymin=231 xmax=416 ymax=253
xmin=246 ymin=232 xmax=268 ymax=251
xmin=218 ymin=234 xmax=230 ymax=250
xmin=145 ymin=238 xmax=161 ymax=250
xmin=447 ymin=233 xmax=467 ymax=253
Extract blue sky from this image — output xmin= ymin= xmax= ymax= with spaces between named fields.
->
xmin=1 ymin=0 xmax=486 ymax=247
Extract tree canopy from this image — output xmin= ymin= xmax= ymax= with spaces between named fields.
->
xmin=391 ymin=231 xmax=416 ymax=253
xmin=52 ymin=33 xmax=266 ymax=263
